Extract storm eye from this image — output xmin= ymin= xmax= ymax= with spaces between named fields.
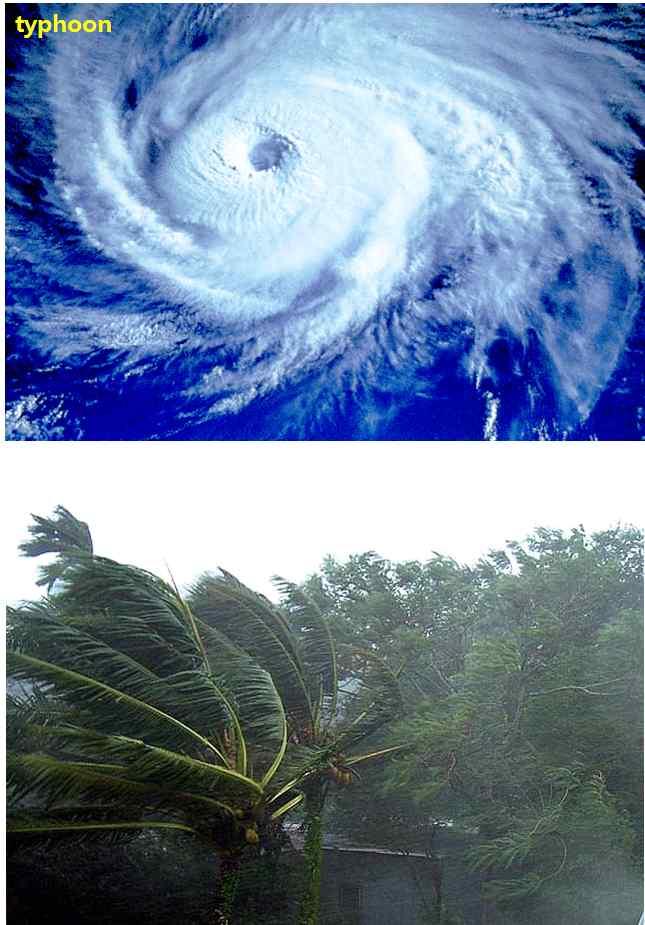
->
xmin=249 ymin=134 xmax=291 ymax=172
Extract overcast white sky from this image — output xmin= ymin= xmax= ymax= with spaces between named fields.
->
xmin=4 ymin=442 xmax=643 ymax=604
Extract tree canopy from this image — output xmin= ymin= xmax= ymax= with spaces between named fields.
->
xmin=302 ymin=527 xmax=643 ymax=924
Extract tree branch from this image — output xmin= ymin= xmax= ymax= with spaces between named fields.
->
xmin=528 ymin=677 xmax=628 ymax=698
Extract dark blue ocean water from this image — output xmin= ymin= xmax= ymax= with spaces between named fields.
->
xmin=5 ymin=3 xmax=644 ymax=440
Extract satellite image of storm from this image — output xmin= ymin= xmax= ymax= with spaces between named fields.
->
xmin=5 ymin=3 xmax=645 ymax=440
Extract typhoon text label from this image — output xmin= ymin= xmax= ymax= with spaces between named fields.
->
xmin=15 ymin=15 xmax=112 ymax=40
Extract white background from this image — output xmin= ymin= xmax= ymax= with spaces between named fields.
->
xmin=4 ymin=441 xmax=643 ymax=604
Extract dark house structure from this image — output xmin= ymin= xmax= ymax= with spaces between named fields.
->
xmin=288 ymin=826 xmax=481 ymax=924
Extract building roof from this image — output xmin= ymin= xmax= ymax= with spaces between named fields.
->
xmin=284 ymin=824 xmax=432 ymax=859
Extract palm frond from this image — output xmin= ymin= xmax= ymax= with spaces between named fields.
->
xmin=8 ymin=738 xmax=249 ymax=814
xmin=6 ymin=687 xmax=81 ymax=750
xmin=273 ymin=577 xmax=338 ymax=725
xmin=8 ymin=812 xmax=196 ymax=845
xmin=189 ymin=571 xmax=314 ymax=725
xmin=345 ymin=744 xmax=407 ymax=766
xmin=50 ymin=557 xmax=203 ymax=672
xmin=10 ymin=819 xmax=195 ymax=835
xmin=9 ymin=598 xmax=191 ymax=680
xmin=94 ymin=740 xmax=264 ymax=797
xmin=19 ymin=506 xmax=93 ymax=591
xmin=166 ymin=568 xmax=208 ymax=667
xmin=9 ymin=600 xmax=269 ymax=765
xmin=7 ymin=651 xmax=225 ymax=760
xmin=8 ymin=753 xmax=156 ymax=808
xmin=270 ymin=792 xmax=304 ymax=820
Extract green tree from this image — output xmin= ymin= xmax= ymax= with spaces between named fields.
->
xmin=383 ymin=528 xmax=643 ymax=923
xmin=300 ymin=528 xmax=643 ymax=924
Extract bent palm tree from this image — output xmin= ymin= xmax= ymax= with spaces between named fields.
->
xmin=9 ymin=508 xmax=404 ymax=924
xmin=8 ymin=509 xmax=300 ymax=919
xmin=188 ymin=575 xmax=405 ymax=924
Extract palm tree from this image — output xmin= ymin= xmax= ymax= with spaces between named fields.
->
xmin=7 ymin=509 xmax=302 ymax=920
xmin=188 ymin=576 xmax=405 ymax=924
xmin=8 ymin=508 xmax=404 ymax=924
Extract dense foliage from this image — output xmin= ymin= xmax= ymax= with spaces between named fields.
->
xmin=7 ymin=513 xmax=642 ymax=923
xmin=302 ymin=528 xmax=643 ymax=923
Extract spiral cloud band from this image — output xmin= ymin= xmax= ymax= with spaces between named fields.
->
xmin=6 ymin=4 xmax=644 ymax=439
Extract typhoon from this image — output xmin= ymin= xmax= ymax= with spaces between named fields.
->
xmin=6 ymin=3 xmax=644 ymax=439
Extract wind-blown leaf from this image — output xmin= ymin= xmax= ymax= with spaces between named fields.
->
xmin=345 ymin=744 xmax=407 ymax=766
xmin=8 ymin=812 xmax=197 ymax=846
xmin=214 ymin=657 xmax=287 ymax=786
xmin=7 ymin=651 xmax=225 ymax=760
xmin=274 ymin=577 xmax=338 ymax=723
xmin=49 ymin=557 xmax=203 ymax=672
xmin=19 ymin=507 xmax=93 ymax=590
xmin=189 ymin=571 xmax=314 ymax=726
xmin=271 ymin=792 xmax=305 ymax=820
xmin=14 ymin=728 xmax=258 ymax=809
xmin=8 ymin=605 xmax=266 ymax=766
xmin=9 ymin=753 xmax=160 ymax=809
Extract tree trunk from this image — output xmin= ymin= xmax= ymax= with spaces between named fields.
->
xmin=298 ymin=783 xmax=325 ymax=925
xmin=479 ymin=869 xmax=496 ymax=925
xmin=217 ymin=854 xmax=241 ymax=925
